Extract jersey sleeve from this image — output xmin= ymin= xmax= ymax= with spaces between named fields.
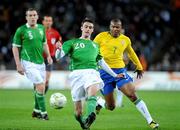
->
xmin=93 ymin=33 xmax=102 ymax=45
xmin=12 ymin=27 xmax=22 ymax=47
xmin=62 ymin=39 xmax=74 ymax=55
xmin=126 ymin=38 xmax=143 ymax=70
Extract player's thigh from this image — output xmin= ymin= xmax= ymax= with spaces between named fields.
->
xmin=22 ymin=60 xmax=45 ymax=84
xmin=38 ymin=63 xmax=46 ymax=82
xmin=119 ymin=82 xmax=135 ymax=97
xmin=69 ymin=71 xmax=86 ymax=102
xmin=70 ymin=82 xmax=86 ymax=102
xmin=101 ymin=82 xmax=116 ymax=105
xmin=83 ymin=69 xmax=104 ymax=91
xmin=87 ymin=83 xmax=101 ymax=97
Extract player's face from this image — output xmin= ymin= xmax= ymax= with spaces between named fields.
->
xmin=26 ymin=10 xmax=38 ymax=27
xmin=110 ymin=21 xmax=122 ymax=38
xmin=81 ymin=22 xmax=94 ymax=38
xmin=43 ymin=16 xmax=53 ymax=29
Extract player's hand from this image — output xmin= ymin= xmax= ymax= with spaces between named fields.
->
xmin=116 ymin=73 xmax=126 ymax=78
xmin=55 ymin=49 xmax=61 ymax=61
xmin=134 ymin=70 xmax=143 ymax=79
xmin=47 ymin=56 xmax=53 ymax=65
xmin=56 ymin=41 xmax=62 ymax=49
xmin=16 ymin=64 xmax=25 ymax=75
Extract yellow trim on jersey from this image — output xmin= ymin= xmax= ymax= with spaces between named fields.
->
xmin=94 ymin=32 xmax=143 ymax=70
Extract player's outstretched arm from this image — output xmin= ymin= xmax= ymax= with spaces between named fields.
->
xmin=98 ymin=58 xmax=125 ymax=78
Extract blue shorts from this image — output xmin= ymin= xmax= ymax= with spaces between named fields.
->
xmin=99 ymin=68 xmax=133 ymax=95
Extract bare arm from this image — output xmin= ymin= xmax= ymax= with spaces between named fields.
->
xmin=43 ymin=43 xmax=53 ymax=64
xmin=12 ymin=46 xmax=24 ymax=75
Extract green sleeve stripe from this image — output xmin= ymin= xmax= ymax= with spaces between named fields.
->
xmin=12 ymin=44 xmax=21 ymax=47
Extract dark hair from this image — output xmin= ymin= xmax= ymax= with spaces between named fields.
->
xmin=43 ymin=15 xmax=53 ymax=20
xmin=26 ymin=8 xmax=38 ymax=15
xmin=110 ymin=18 xmax=122 ymax=24
xmin=81 ymin=17 xmax=94 ymax=26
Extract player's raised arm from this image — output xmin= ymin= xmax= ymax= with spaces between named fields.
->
xmin=55 ymin=39 xmax=73 ymax=61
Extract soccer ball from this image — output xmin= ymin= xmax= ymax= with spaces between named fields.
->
xmin=49 ymin=92 xmax=67 ymax=109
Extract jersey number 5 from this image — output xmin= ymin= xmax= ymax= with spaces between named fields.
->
xmin=28 ymin=32 xmax=33 ymax=40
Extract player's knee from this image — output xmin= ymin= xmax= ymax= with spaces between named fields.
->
xmin=107 ymin=104 xmax=115 ymax=111
xmin=45 ymin=80 xmax=49 ymax=86
xmin=76 ymin=110 xmax=82 ymax=116
xmin=35 ymin=84 xmax=45 ymax=94
xmin=127 ymin=94 xmax=137 ymax=102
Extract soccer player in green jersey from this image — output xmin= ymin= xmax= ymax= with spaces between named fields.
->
xmin=55 ymin=18 xmax=124 ymax=130
xmin=12 ymin=8 xmax=53 ymax=120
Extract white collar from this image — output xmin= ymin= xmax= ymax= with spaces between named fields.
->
xmin=26 ymin=23 xmax=38 ymax=28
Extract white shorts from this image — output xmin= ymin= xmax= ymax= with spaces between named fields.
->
xmin=69 ymin=69 xmax=104 ymax=102
xmin=21 ymin=60 xmax=46 ymax=84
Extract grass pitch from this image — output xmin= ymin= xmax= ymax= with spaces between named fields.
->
xmin=0 ymin=89 xmax=179 ymax=130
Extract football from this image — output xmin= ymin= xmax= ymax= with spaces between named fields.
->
xmin=49 ymin=92 xmax=67 ymax=109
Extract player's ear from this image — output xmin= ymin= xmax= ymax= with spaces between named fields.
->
xmin=36 ymin=14 xmax=39 ymax=20
xmin=25 ymin=13 xmax=28 ymax=21
xmin=92 ymin=27 xmax=94 ymax=32
xmin=42 ymin=19 xmax=45 ymax=25
xmin=80 ymin=26 xmax=83 ymax=31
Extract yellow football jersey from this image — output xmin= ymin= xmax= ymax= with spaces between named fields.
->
xmin=94 ymin=32 xmax=143 ymax=70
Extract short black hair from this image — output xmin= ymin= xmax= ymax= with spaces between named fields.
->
xmin=81 ymin=17 xmax=94 ymax=26
xmin=43 ymin=15 xmax=53 ymax=20
xmin=26 ymin=8 xmax=38 ymax=15
xmin=110 ymin=18 xmax=122 ymax=24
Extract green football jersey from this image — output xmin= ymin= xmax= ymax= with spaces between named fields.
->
xmin=62 ymin=38 xmax=102 ymax=70
xmin=13 ymin=23 xmax=46 ymax=64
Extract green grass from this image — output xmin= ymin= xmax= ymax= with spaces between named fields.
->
xmin=0 ymin=89 xmax=180 ymax=130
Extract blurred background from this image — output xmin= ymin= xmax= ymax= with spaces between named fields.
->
xmin=0 ymin=0 xmax=179 ymax=71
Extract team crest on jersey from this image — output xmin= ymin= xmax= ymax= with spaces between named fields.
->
xmin=121 ymin=40 xmax=125 ymax=45
xmin=51 ymin=38 xmax=56 ymax=44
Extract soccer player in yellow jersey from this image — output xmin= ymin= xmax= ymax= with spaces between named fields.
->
xmin=94 ymin=19 xmax=159 ymax=129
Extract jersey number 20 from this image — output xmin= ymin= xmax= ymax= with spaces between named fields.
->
xmin=75 ymin=43 xmax=85 ymax=49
